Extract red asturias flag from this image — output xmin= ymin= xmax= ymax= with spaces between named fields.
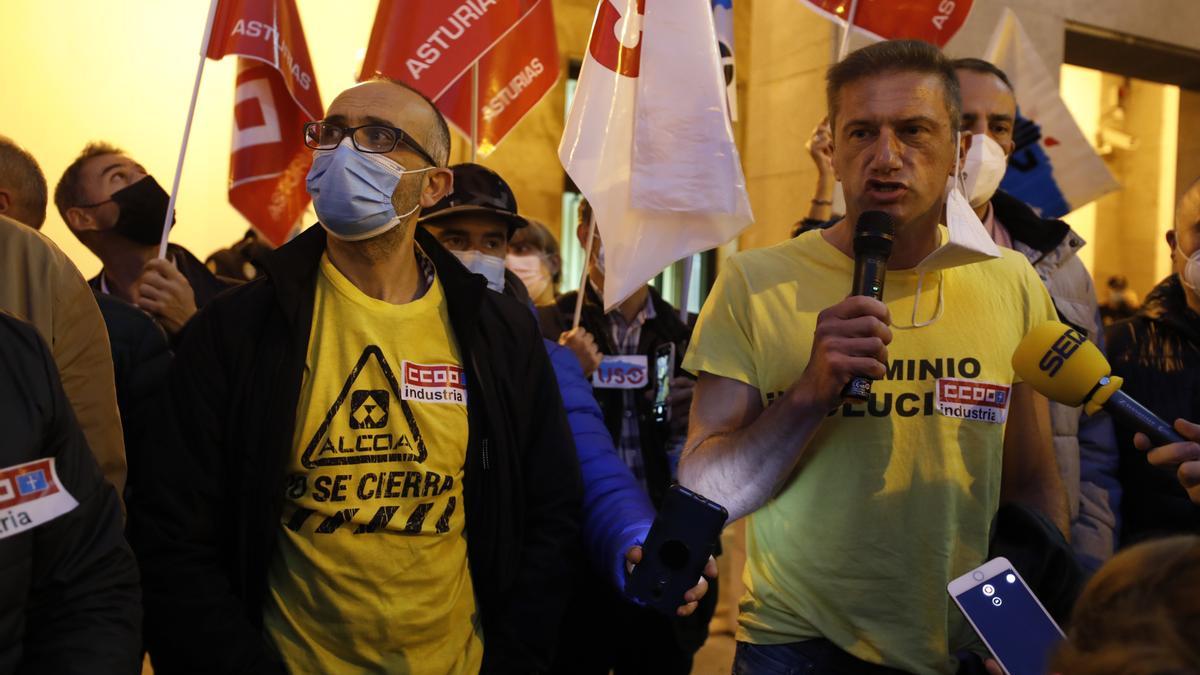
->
xmin=205 ymin=0 xmax=323 ymax=246
xmin=359 ymin=0 xmax=541 ymax=101
xmin=799 ymin=0 xmax=974 ymax=47
xmin=436 ymin=0 xmax=560 ymax=156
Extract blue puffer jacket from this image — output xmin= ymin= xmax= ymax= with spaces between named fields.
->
xmin=544 ymin=338 xmax=655 ymax=591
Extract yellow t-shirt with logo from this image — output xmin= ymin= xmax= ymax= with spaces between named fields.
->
xmin=683 ymin=228 xmax=1056 ymax=675
xmin=264 ymin=253 xmax=483 ymax=675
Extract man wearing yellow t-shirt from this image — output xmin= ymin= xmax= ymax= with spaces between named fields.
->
xmin=131 ymin=79 xmax=582 ymax=674
xmin=680 ymin=41 xmax=1068 ymax=674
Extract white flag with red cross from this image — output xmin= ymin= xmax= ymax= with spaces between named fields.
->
xmin=560 ymin=0 xmax=753 ymax=311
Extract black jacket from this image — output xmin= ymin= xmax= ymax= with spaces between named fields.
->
xmin=0 ymin=312 xmax=141 ymax=674
xmin=538 ymin=285 xmax=692 ymax=508
xmin=1106 ymin=275 xmax=1200 ymax=543
xmin=130 ymin=225 xmax=582 ymax=674
xmin=93 ymin=293 xmax=171 ymax=505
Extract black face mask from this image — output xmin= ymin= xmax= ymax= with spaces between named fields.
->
xmin=107 ymin=176 xmax=176 ymax=246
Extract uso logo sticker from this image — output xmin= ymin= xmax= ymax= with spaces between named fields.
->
xmin=593 ymin=355 xmax=649 ymax=389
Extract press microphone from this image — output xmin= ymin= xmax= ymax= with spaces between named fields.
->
xmin=842 ymin=211 xmax=895 ymax=402
xmin=1012 ymin=321 xmax=1186 ymax=446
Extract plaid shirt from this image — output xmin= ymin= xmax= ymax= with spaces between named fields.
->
xmin=606 ymin=294 xmax=686 ymax=487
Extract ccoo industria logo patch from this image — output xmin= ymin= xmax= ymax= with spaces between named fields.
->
xmin=300 ymin=346 xmax=456 ymax=469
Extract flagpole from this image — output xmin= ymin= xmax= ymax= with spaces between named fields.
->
xmin=470 ymin=62 xmax=480 ymax=162
xmin=572 ymin=212 xmax=597 ymax=330
xmin=158 ymin=0 xmax=221 ymax=259
xmin=678 ymin=254 xmax=694 ymax=322
xmin=836 ymin=0 xmax=860 ymax=61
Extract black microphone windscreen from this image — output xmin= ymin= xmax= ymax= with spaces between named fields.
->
xmin=853 ymin=210 xmax=895 ymax=258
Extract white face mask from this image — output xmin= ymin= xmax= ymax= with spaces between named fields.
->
xmin=894 ymin=131 xmax=1003 ymax=330
xmin=1178 ymin=243 xmax=1200 ymax=292
xmin=506 ymin=253 xmax=552 ymax=300
xmin=452 ymin=250 xmax=506 ymax=293
xmin=962 ymin=134 xmax=1008 ymax=209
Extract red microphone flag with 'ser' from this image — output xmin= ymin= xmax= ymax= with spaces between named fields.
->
xmin=436 ymin=1 xmax=560 ymax=157
xmin=206 ymin=0 xmax=324 ymax=245
xmin=799 ymin=0 xmax=974 ymax=47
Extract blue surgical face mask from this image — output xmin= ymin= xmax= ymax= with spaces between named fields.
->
xmin=452 ymin=250 xmax=506 ymax=293
xmin=306 ymin=140 xmax=434 ymax=241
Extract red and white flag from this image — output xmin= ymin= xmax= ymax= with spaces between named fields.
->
xmin=205 ymin=0 xmax=323 ymax=246
xmin=799 ymin=0 xmax=974 ymax=48
xmin=561 ymin=0 xmax=753 ymax=311
xmin=360 ymin=0 xmax=556 ymax=157
xmin=359 ymin=0 xmax=540 ymax=101
xmin=437 ymin=1 xmax=560 ymax=157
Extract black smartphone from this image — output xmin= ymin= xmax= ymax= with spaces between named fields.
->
xmin=627 ymin=484 xmax=728 ymax=615
xmin=652 ymin=343 xmax=676 ymax=425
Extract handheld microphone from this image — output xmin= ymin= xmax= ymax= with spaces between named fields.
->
xmin=1012 ymin=321 xmax=1185 ymax=446
xmin=842 ymin=211 xmax=895 ymax=403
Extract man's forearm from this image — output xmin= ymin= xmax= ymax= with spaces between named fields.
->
xmin=679 ymin=390 xmax=828 ymax=522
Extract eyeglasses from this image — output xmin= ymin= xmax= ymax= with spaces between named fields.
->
xmin=303 ymin=122 xmax=437 ymax=167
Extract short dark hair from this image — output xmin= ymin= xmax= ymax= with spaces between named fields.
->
xmin=950 ymin=57 xmax=1015 ymax=93
xmin=54 ymin=141 xmax=125 ymax=223
xmin=367 ymin=75 xmax=451 ymax=167
xmin=826 ymin=40 xmax=962 ymax=138
xmin=0 ymin=136 xmax=48 ymax=227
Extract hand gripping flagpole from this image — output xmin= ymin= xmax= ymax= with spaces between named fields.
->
xmin=158 ymin=0 xmax=221 ymax=259
xmin=572 ymin=212 xmax=597 ymax=330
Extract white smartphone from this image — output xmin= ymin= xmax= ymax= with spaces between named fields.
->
xmin=947 ymin=556 xmax=1065 ymax=675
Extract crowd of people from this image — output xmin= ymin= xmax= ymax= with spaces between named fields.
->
xmin=0 ymin=37 xmax=1197 ymax=675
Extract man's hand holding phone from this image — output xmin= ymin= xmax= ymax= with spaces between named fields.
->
xmin=625 ymin=546 xmax=717 ymax=617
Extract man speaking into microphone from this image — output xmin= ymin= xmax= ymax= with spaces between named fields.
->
xmin=680 ymin=40 xmax=1067 ymax=674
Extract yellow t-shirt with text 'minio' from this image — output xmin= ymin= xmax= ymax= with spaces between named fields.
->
xmin=683 ymin=228 xmax=1056 ymax=674
xmin=264 ymin=253 xmax=482 ymax=675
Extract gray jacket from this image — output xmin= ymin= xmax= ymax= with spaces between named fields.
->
xmin=994 ymin=190 xmax=1119 ymax=572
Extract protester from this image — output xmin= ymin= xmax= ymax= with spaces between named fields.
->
xmin=205 ymin=228 xmax=274 ymax=281
xmin=792 ymin=118 xmax=840 ymax=237
xmin=420 ymin=163 xmax=716 ymax=673
xmin=54 ymin=142 xmax=230 ymax=338
xmin=1051 ymin=535 xmax=1200 ymax=673
xmin=0 ymin=135 xmax=48 ymax=228
xmin=952 ymin=56 xmax=1119 ymax=573
xmin=130 ymin=78 xmax=581 ymax=674
xmin=1106 ymin=177 xmax=1200 ymax=541
xmin=0 ymin=214 xmax=127 ymax=495
xmin=535 ymin=198 xmax=712 ymax=673
xmin=1099 ymin=274 xmax=1140 ymax=326
xmin=681 ymin=40 xmax=1067 ymax=674
xmin=0 ymin=312 xmax=141 ymax=673
xmin=507 ymin=217 xmax=562 ymax=306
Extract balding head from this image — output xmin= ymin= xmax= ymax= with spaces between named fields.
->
xmin=325 ymin=79 xmax=451 ymax=168
xmin=0 ymin=136 xmax=48 ymax=228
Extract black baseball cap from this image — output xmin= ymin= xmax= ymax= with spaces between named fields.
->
xmin=418 ymin=163 xmax=528 ymax=236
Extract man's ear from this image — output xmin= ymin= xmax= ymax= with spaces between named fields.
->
xmin=0 ymin=190 xmax=11 ymax=216
xmin=420 ymin=168 xmax=454 ymax=207
xmin=65 ymin=206 xmax=98 ymax=232
xmin=1167 ymin=228 xmax=1178 ymax=252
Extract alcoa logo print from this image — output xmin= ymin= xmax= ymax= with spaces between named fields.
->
xmin=590 ymin=0 xmax=645 ymax=77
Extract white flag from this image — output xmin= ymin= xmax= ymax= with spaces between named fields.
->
xmin=985 ymin=9 xmax=1119 ymax=217
xmin=560 ymin=0 xmax=753 ymax=311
